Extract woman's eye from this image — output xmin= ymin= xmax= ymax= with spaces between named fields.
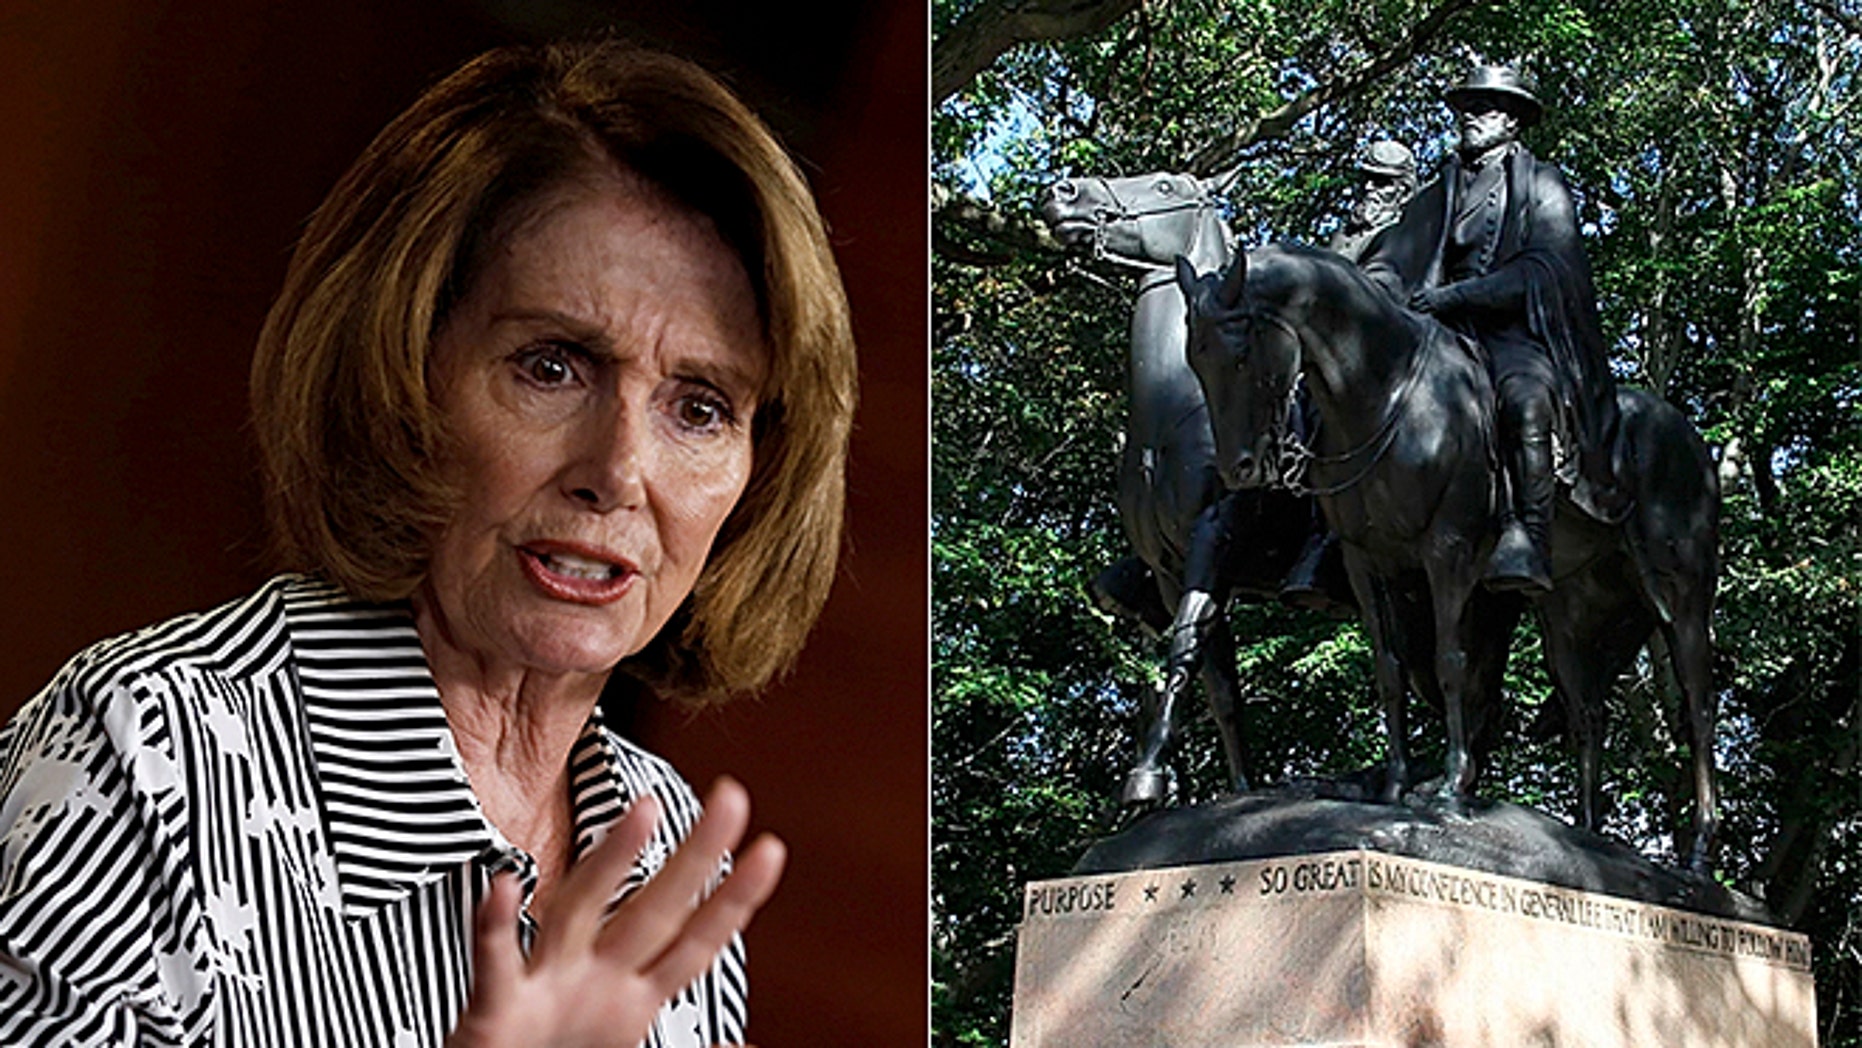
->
xmin=674 ymin=392 xmax=735 ymax=432
xmin=513 ymin=346 xmax=577 ymax=387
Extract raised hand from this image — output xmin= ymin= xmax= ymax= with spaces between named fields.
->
xmin=448 ymin=778 xmax=786 ymax=1048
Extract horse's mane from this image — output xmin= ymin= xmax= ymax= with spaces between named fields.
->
xmin=1243 ymin=242 xmax=1386 ymax=305
xmin=1237 ymin=241 xmax=1423 ymax=341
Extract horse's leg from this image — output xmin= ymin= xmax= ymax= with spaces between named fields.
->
xmin=1638 ymin=533 xmax=1720 ymax=871
xmin=1666 ymin=604 xmax=1718 ymax=873
xmin=1539 ymin=564 xmax=1649 ymax=831
xmin=1125 ymin=584 xmax=1227 ymax=803
xmin=1343 ymin=550 xmax=1410 ymax=803
xmin=1463 ymin=589 xmax=1524 ymax=778
xmin=1199 ymin=617 xmax=1250 ymax=793
xmin=1122 ymin=672 xmax=1175 ymax=805
xmin=1117 ymin=549 xmax=1181 ymax=806
xmin=1615 ymin=385 xmax=1722 ymax=871
xmin=1104 ymin=552 xmax=1172 ymax=804
xmin=1157 ymin=494 xmax=1250 ymax=793
xmin=1122 ymin=499 xmax=1242 ymax=809
xmin=1425 ymin=554 xmax=1486 ymax=802
xmin=1093 ymin=553 xmax=1171 ymax=634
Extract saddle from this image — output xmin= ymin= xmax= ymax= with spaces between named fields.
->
xmin=1446 ymin=328 xmax=1631 ymax=527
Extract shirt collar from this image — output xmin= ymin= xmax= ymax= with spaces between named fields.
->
xmin=1461 ymin=140 xmax=1517 ymax=174
xmin=279 ymin=574 xmax=640 ymax=918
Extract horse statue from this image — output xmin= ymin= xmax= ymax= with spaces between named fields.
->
xmin=1177 ymin=244 xmax=1722 ymax=871
xmin=1039 ymin=172 xmax=1343 ymax=806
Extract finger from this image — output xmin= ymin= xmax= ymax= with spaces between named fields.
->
xmin=532 ymin=794 xmax=661 ymax=963
xmin=640 ymin=832 xmax=786 ymax=998
xmin=599 ymin=777 xmax=751 ymax=968
xmin=470 ymin=871 xmax=526 ymax=1013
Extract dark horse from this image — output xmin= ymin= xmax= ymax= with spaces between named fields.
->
xmin=1178 ymin=244 xmax=1722 ymax=871
xmin=1041 ymin=173 xmax=1341 ymax=805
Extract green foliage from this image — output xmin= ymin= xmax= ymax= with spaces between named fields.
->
xmin=935 ymin=1 xmax=1860 ymax=1044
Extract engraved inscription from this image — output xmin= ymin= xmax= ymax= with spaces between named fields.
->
xmin=1258 ymin=857 xmax=1361 ymax=896
xmin=1363 ymin=856 xmax=1812 ymax=970
xmin=1024 ymin=879 xmax=1118 ymax=918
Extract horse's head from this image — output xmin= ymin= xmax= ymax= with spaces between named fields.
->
xmin=1176 ymin=251 xmax=1302 ymax=490
xmin=1040 ymin=172 xmax=1220 ymax=267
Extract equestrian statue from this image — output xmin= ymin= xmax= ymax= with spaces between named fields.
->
xmin=1039 ymin=171 xmax=1349 ymax=808
xmin=1177 ymin=66 xmax=1722 ymax=872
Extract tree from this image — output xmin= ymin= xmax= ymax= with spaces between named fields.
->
xmin=933 ymin=1 xmax=1861 ymax=1045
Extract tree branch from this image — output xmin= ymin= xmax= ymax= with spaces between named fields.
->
xmin=1188 ymin=0 xmax=1491 ymax=174
xmin=935 ymin=0 xmax=1145 ymax=103
xmin=1810 ymin=0 xmax=1862 ymax=38
xmin=933 ymin=182 xmax=1070 ymax=263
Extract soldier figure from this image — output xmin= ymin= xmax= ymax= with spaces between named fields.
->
xmin=1278 ymin=140 xmax=1417 ymax=611
xmin=1362 ymin=65 xmax=1625 ymax=593
xmin=1329 ymin=139 xmax=1418 ymax=263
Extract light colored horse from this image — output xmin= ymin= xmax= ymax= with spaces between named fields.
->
xmin=1041 ymin=173 xmax=1331 ymax=805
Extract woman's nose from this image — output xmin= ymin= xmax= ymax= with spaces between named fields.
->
xmin=564 ymin=402 xmax=647 ymax=512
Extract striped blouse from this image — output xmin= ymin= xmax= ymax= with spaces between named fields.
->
xmin=0 ymin=574 xmax=746 ymax=1047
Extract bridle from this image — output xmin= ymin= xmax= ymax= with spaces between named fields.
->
xmin=1229 ymin=305 xmax=1431 ymax=499
xmin=1075 ymin=176 xmax=1219 ymax=286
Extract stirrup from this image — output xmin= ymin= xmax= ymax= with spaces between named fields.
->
xmin=1484 ymin=521 xmax=1551 ymax=594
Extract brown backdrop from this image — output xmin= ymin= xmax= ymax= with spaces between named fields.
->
xmin=0 ymin=2 xmax=927 ymax=1043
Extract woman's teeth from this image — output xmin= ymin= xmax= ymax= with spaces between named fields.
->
xmin=544 ymin=552 xmax=617 ymax=580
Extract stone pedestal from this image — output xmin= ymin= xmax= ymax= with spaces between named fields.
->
xmin=1010 ymin=849 xmax=1816 ymax=1047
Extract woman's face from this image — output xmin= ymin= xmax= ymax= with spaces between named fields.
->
xmin=422 ymin=169 xmax=764 ymax=679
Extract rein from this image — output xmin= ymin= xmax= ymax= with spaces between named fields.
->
xmin=1255 ymin=309 xmax=1433 ymax=499
xmin=1084 ymin=177 xmax=1218 ymax=278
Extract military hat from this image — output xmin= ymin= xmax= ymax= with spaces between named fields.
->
xmin=1445 ymin=64 xmax=1543 ymax=126
xmin=1357 ymin=139 xmax=1416 ymax=179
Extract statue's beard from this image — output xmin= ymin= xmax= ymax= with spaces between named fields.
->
xmin=1352 ymin=191 xmax=1404 ymax=230
xmin=1459 ymin=117 xmax=1517 ymax=157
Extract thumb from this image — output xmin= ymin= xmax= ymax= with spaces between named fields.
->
xmin=470 ymin=872 xmax=526 ymax=1012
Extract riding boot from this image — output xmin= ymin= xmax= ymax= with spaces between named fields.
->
xmin=1280 ymin=528 xmax=1345 ymax=615
xmin=1486 ymin=422 xmax=1556 ymax=594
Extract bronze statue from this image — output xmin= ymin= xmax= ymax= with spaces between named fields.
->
xmin=1279 ymin=138 xmax=1419 ymax=608
xmin=1040 ymin=172 xmax=1350 ymax=807
xmin=1329 ymin=139 xmax=1417 ymax=264
xmin=1178 ymin=237 xmax=1722 ymax=872
xmin=1361 ymin=66 xmax=1626 ymax=594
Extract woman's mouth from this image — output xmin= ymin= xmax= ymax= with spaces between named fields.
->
xmin=517 ymin=542 xmax=637 ymax=604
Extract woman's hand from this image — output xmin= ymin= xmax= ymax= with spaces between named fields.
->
xmin=448 ymin=778 xmax=786 ymax=1048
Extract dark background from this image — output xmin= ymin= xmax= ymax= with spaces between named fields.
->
xmin=0 ymin=1 xmax=926 ymax=1043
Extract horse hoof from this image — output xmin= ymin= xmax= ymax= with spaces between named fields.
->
xmin=1121 ymin=768 xmax=1168 ymax=807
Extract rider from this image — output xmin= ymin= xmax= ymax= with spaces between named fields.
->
xmin=1329 ymin=139 xmax=1419 ymax=264
xmin=1280 ymin=138 xmax=1418 ymax=611
xmin=1361 ymin=65 xmax=1627 ymax=593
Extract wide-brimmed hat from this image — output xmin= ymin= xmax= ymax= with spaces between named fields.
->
xmin=1357 ymin=139 xmax=1416 ymax=179
xmin=1445 ymin=65 xmax=1543 ymax=126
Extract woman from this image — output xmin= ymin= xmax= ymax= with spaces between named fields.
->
xmin=0 ymin=38 xmax=855 ymax=1047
